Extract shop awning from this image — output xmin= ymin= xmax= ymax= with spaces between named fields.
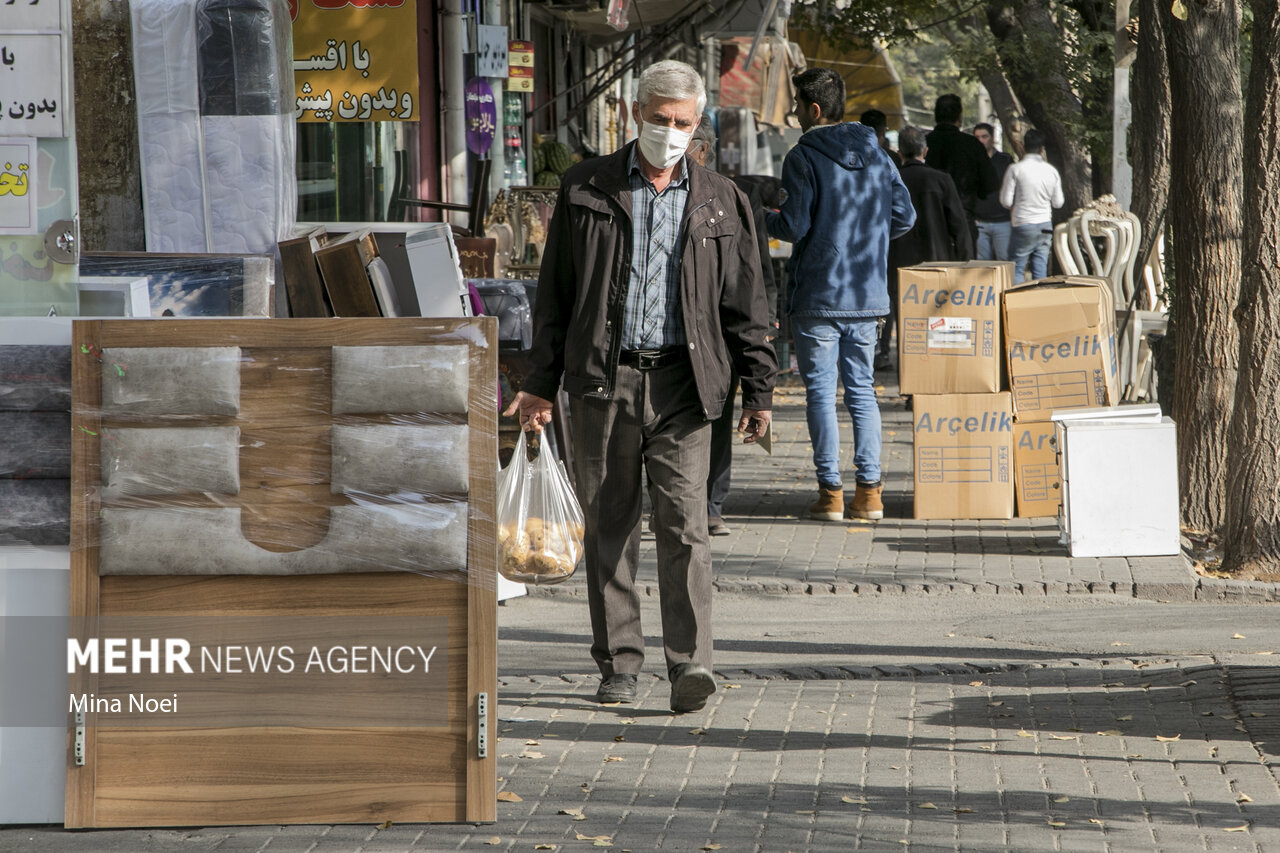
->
xmin=789 ymin=31 xmax=905 ymax=129
xmin=541 ymin=0 xmax=714 ymax=41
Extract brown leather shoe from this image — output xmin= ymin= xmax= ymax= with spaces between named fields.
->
xmin=847 ymin=482 xmax=884 ymax=520
xmin=809 ymin=486 xmax=844 ymax=521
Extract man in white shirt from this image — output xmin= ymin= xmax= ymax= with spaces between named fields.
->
xmin=999 ymin=129 xmax=1064 ymax=282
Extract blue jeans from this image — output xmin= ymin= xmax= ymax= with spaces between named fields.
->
xmin=791 ymin=316 xmax=881 ymax=488
xmin=1010 ymin=222 xmax=1053 ymax=283
xmin=976 ymin=219 xmax=1012 ymax=261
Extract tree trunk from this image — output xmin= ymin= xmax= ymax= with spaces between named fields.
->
xmin=1129 ymin=0 xmax=1171 ymax=272
xmin=979 ymin=65 xmax=1026 ymax=156
xmin=1222 ymin=0 xmax=1280 ymax=577
xmin=986 ymin=1 xmax=1093 ymax=213
xmin=1166 ymin=0 xmax=1243 ymax=535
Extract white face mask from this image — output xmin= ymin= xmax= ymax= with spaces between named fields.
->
xmin=638 ymin=121 xmax=692 ymax=170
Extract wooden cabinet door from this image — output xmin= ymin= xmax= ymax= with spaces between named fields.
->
xmin=67 ymin=318 xmax=497 ymax=827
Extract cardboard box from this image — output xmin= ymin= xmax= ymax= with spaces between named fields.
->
xmin=1003 ymin=276 xmax=1120 ymax=422
xmin=898 ymin=262 xmax=1013 ymax=395
xmin=1013 ymin=420 xmax=1060 ymax=518
xmin=912 ymin=392 xmax=1014 ymax=519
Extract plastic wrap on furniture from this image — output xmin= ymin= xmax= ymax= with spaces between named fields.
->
xmin=0 ymin=412 xmax=71 ymax=478
xmin=0 ymin=346 xmax=71 ymax=411
xmin=0 ymin=480 xmax=70 ymax=545
xmin=101 ymin=347 xmax=242 ymax=415
xmin=98 ymin=503 xmax=468 ymax=575
xmin=331 ymin=424 xmax=469 ymax=496
xmin=101 ymin=426 xmax=241 ymax=498
xmin=331 ymin=345 xmax=469 ymax=414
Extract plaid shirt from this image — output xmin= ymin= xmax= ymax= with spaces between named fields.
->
xmin=620 ymin=146 xmax=689 ymax=349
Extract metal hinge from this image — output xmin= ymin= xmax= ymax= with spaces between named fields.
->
xmin=477 ymin=692 xmax=489 ymax=759
xmin=74 ymin=712 xmax=85 ymax=766
xmin=44 ymin=218 xmax=78 ymax=265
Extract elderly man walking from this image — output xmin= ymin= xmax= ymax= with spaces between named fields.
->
xmin=505 ymin=60 xmax=777 ymax=713
xmin=767 ymin=67 xmax=915 ymax=522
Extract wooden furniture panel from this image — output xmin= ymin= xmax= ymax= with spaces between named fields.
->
xmin=68 ymin=318 xmax=497 ymax=828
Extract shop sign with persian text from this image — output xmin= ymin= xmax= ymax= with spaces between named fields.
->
xmin=291 ymin=0 xmax=418 ymax=123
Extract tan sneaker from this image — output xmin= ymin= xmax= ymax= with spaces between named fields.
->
xmin=847 ymin=482 xmax=884 ymax=520
xmin=809 ymin=486 xmax=845 ymax=521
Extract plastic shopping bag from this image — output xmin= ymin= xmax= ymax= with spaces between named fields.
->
xmin=496 ymin=429 xmax=584 ymax=584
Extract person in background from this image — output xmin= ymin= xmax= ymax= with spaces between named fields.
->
xmin=860 ymin=108 xmax=902 ymax=166
xmin=971 ymin=122 xmax=1014 ymax=261
xmin=880 ymin=125 xmax=973 ymax=370
xmin=505 ymin=60 xmax=777 ymax=714
xmin=686 ymin=117 xmax=780 ymax=536
xmin=766 ymin=68 xmax=915 ymax=523
xmin=925 ymin=94 xmax=997 ymax=242
xmin=1000 ymin=128 xmax=1064 ymax=283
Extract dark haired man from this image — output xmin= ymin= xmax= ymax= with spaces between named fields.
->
xmin=878 ymin=126 xmax=973 ymax=368
xmin=767 ymin=67 xmax=915 ymax=522
xmin=971 ymin=122 xmax=1014 ymax=261
xmin=860 ymin=108 xmax=902 ymax=166
xmin=925 ymin=94 xmax=997 ymax=241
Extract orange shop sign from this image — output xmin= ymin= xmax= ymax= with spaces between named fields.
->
xmin=292 ymin=0 xmax=419 ymax=122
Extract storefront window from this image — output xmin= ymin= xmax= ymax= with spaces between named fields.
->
xmin=296 ymin=121 xmax=419 ymax=222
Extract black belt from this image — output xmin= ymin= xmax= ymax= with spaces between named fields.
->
xmin=619 ymin=347 xmax=687 ymax=370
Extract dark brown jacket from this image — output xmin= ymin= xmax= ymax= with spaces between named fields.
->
xmin=523 ymin=142 xmax=776 ymax=419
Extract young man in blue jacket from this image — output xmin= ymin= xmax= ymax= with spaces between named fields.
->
xmin=767 ymin=68 xmax=915 ymax=522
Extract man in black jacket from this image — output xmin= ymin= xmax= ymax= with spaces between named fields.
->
xmin=505 ymin=60 xmax=777 ymax=714
xmin=925 ymin=94 xmax=997 ymax=242
xmin=879 ymin=126 xmax=974 ymax=368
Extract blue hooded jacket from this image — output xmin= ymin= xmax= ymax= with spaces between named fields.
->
xmin=766 ymin=122 xmax=916 ymax=319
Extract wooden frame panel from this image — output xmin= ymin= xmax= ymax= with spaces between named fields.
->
xmin=68 ymin=318 xmax=497 ymax=827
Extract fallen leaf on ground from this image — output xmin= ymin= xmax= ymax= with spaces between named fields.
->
xmin=1017 ymin=730 xmax=1035 ymax=738
xmin=613 ymin=736 xmax=626 ymax=742
xmin=918 ymin=802 xmax=938 ymax=809
xmin=380 ymin=821 xmax=393 ymax=829
xmin=1054 ymin=796 xmax=1070 ymax=803
xmin=1128 ymin=753 xmax=1144 ymax=759
xmin=1224 ymin=824 xmax=1250 ymax=832
xmin=1047 ymin=820 xmax=1066 ymax=827
xmin=484 ymin=837 xmax=501 ymax=846
xmin=701 ymin=845 xmax=723 ymax=851
xmin=581 ymin=784 xmax=594 ymax=793
xmin=1237 ymin=793 xmax=1253 ymax=803
xmin=522 ymin=751 xmax=546 ymax=759
xmin=890 ymin=765 xmax=902 ymax=770
xmin=603 ymin=756 xmax=624 ymax=762
xmin=1110 ymin=641 xmax=1131 ymax=647
xmin=496 ymin=791 xmax=523 ymax=802
xmin=576 ymin=832 xmax=612 ymax=842
xmin=724 ymin=684 xmax=741 ymax=689
xmin=1049 ymin=735 xmax=1078 ymax=741
xmin=1089 ymin=818 xmax=1104 ymax=826
xmin=1116 ymin=715 xmax=1134 ymax=722
xmin=841 ymin=796 xmax=868 ymax=805
xmin=988 ymin=701 xmax=1004 ymax=707
xmin=978 ymin=745 xmax=995 ymax=751
xmin=558 ymin=808 xmax=584 ymax=817
xmin=525 ymin=740 xmax=541 ymax=745
xmin=1096 ymin=729 xmax=1124 ymax=736
xmin=689 ymin=728 xmax=707 ymax=735
xmin=953 ymin=808 xmax=974 ymax=814
xmin=1102 ymin=682 xmax=1123 ymax=688
xmin=535 ymin=846 xmax=557 ymax=850
xmin=969 ymin=681 xmax=984 ymax=687
xmin=1250 ymin=711 xmax=1266 ymax=717
xmin=795 ymin=809 xmax=815 ymax=814
xmin=1156 ymin=734 xmax=1181 ymax=742
xmin=593 ymin=842 xmax=611 ymax=849
xmin=621 ymin=719 xmax=636 ymax=725
xmin=1180 ymin=680 xmax=1197 ymax=687
xmin=1254 ymin=651 xmax=1275 ymax=655
xmin=1232 ymin=633 xmax=1246 ymax=640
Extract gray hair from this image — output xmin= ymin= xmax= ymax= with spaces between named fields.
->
xmin=899 ymin=125 xmax=927 ymax=160
xmin=636 ymin=60 xmax=707 ymax=115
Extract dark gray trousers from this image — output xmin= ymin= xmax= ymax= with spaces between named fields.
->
xmin=569 ymin=359 xmax=713 ymax=679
